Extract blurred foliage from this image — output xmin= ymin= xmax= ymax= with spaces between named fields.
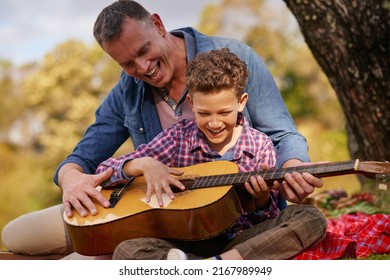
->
xmin=0 ymin=41 xmax=121 ymax=250
xmin=0 ymin=0 xmax=363 ymax=250
xmin=21 ymin=40 xmax=121 ymax=169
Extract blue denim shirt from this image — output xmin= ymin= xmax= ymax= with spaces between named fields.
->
xmin=54 ymin=27 xmax=309 ymax=185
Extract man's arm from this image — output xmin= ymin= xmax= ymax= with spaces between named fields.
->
xmin=243 ymin=48 xmax=321 ymax=202
xmin=53 ymin=78 xmax=130 ymax=186
xmin=55 ymin=79 xmax=130 ymax=217
xmin=243 ymin=48 xmax=310 ymax=167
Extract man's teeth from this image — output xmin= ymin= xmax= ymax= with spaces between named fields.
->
xmin=147 ymin=66 xmax=157 ymax=78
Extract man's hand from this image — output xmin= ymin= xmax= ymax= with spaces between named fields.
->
xmin=276 ymin=159 xmax=323 ymax=203
xmin=59 ymin=164 xmax=113 ymax=218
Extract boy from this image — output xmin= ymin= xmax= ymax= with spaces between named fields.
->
xmin=96 ymin=49 xmax=327 ymax=260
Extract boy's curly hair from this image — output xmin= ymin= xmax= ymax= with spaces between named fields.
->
xmin=186 ymin=48 xmax=248 ymax=99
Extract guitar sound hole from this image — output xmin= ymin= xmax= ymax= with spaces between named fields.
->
xmin=170 ymin=178 xmax=195 ymax=192
xmin=170 ymin=185 xmax=184 ymax=193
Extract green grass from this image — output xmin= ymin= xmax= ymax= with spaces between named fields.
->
xmin=364 ymin=253 xmax=390 ymax=260
xmin=344 ymin=254 xmax=390 ymax=260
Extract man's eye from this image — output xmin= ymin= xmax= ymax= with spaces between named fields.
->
xmin=139 ymin=44 xmax=150 ymax=56
xmin=122 ymin=62 xmax=133 ymax=69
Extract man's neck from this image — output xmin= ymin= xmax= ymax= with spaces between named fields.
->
xmin=165 ymin=34 xmax=187 ymax=103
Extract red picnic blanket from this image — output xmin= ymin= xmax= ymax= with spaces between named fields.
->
xmin=293 ymin=212 xmax=390 ymax=259
xmin=293 ymin=190 xmax=390 ymax=259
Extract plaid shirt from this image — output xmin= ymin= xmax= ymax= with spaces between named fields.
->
xmin=96 ymin=113 xmax=280 ymax=240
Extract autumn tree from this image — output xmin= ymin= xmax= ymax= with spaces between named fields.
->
xmin=0 ymin=60 xmax=21 ymax=135
xmin=21 ymin=40 xmax=121 ymax=169
xmin=283 ymin=0 xmax=390 ymax=161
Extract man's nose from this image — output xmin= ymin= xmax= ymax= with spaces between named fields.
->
xmin=135 ymin=58 xmax=150 ymax=75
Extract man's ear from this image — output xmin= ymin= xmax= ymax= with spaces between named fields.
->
xmin=238 ymin=92 xmax=248 ymax=112
xmin=151 ymin=13 xmax=166 ymax=36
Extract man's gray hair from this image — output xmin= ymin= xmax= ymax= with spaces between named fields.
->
xmin=93 ymin=0 xmax=151 ymax=48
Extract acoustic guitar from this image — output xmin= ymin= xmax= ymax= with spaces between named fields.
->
xmin=63 ymin=159 xmax=389 ymax=256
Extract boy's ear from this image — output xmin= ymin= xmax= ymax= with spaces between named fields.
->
xmin=238 ymin=92 xmax=248 ymax=112
xmin=186 ymin=94 xmax=194 ymax=108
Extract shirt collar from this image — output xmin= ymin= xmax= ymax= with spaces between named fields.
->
xmin=170 ymin=29 xmax=197 ymax=63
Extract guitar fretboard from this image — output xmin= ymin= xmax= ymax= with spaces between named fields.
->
xmin=189 ymin=160 xmax=357 ymax=189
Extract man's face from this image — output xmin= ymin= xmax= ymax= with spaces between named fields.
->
xmin=102 ymin=15 xmax=175 ymax=88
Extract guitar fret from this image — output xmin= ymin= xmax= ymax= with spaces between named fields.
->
xmin=230 ymin=173 xmax=238 ymax=185
xmin=194 ymin=175 xmax=207 ymax=189
xmin=230 ymin=173 xmax=240 ymax=185
xmin=339 ymin=161 xmax=344 ymax=172
xmin=262 ymin=169 xmax=270 ymax=181
xmin=224 ymin=174 xmax=234 ymax=185
xmin=313 ymin=164 xmax=319 ymax=175
xmin=216 ymin=174 xmax=224 ymax=186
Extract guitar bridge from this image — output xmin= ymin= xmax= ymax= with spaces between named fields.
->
xmin=109 ymin=178 xmax=135 ymax=208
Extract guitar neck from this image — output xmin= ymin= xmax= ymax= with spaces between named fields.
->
xmin=189 ymin=159 xmax=388 ymax=189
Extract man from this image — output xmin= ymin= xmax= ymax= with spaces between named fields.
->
xmin=1 ymin=0 xmax=322 ymax=258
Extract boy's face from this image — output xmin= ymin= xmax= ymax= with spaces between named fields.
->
xmin=187 ymin=89 xmax=248 ymax=152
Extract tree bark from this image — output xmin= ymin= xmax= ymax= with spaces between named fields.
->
xmin=283 ymin=0 xmax=390 ymax=161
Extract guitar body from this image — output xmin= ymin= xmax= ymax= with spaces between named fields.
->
xmin=64 ymin=161 xmax=243 ymax=256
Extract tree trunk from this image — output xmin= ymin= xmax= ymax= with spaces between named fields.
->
xmin=283 ymin=0 xmax=390 ymax=161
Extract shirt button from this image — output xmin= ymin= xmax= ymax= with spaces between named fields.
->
xmin=139 ymin=128 xmax=144 ymax=132
xmin=164 ymin=96 xmax=169 ymax=101
xmin=172 ymin=105 xmax=176 ymax=110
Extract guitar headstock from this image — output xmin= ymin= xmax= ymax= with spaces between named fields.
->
xmin=356 ymin=160 xmax=390 ymax=178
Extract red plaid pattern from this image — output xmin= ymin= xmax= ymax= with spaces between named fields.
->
xmin=293 ymin=213 xmax=390 ymax=259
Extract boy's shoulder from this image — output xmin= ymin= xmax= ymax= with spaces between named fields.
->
xmin=166 ymin=118 xmax=197 ymax=132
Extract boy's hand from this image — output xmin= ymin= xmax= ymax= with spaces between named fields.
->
xmin=244 ymin=163 xmax=271 ymax=209
xmin=124 ymin=157 xmax=185 ymax=207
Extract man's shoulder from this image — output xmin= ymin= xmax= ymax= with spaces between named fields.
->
xmin=242 ymin=115 xmax=272 ymax=143
xmin=177 ymin=27 xmax=252 ymax=56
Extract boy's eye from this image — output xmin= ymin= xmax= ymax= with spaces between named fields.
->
xmin=219 ymin=111 xmax=233 ymax=116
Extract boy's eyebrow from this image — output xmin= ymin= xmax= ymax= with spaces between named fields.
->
xmin=196 ymin=107 xmax=235 ymax=113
